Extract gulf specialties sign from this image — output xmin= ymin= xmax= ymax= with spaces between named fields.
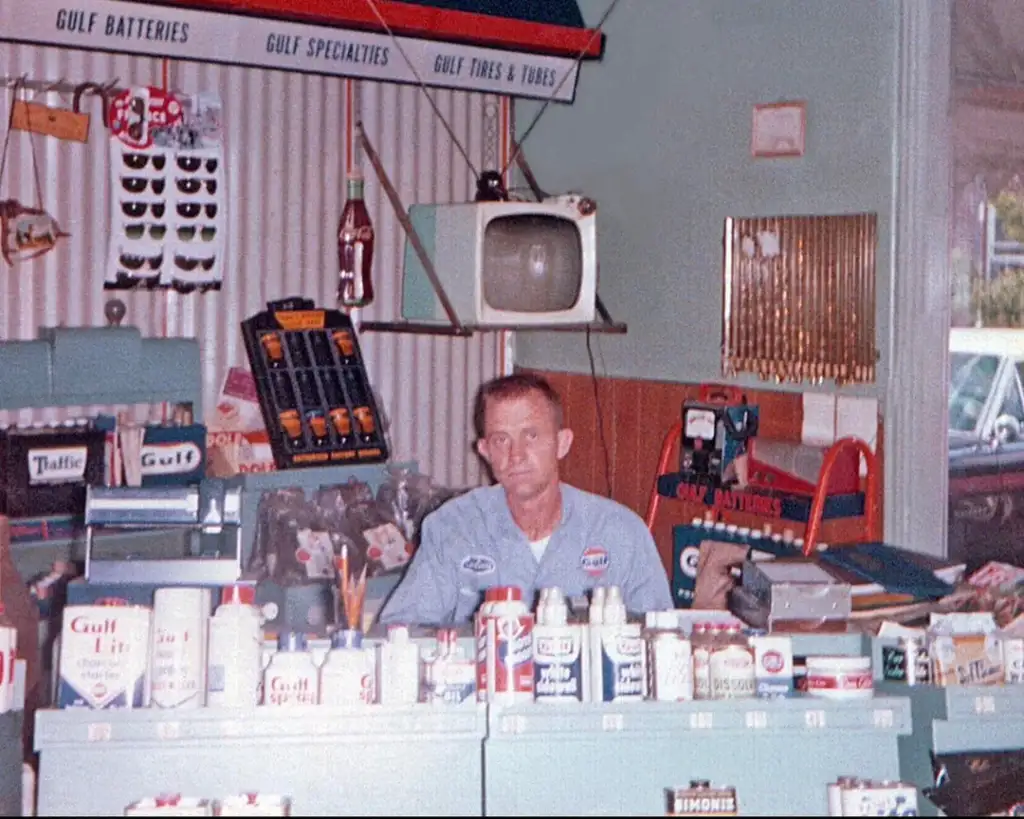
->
xmin=0 ymin=0 xmax=581 ymax=102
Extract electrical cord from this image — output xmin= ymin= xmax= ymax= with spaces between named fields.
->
xmin=586 ymin=326 xmax=613 ymax=498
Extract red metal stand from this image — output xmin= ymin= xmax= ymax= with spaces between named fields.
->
xmin=644 ymin=427 xmax=879 ymax=556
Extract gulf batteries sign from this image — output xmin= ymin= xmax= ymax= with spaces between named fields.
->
xmin=0 ymin=0 xmax=581 ymax=101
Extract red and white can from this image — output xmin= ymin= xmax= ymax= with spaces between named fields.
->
xmin=475 ymin=586 xmax=534 ymax=704
xmin=0 ymin=603 xmax=16 ymax=714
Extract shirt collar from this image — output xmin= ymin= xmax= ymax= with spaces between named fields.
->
xmin=491 ymin=482 xmax=574 ymax=542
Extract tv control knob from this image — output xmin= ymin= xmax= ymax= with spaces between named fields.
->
xmin=577 ymin=197 xmax=597 ymax=216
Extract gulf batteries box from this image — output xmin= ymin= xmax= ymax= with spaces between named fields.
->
xmin=95 ymin=416 xmax=206 ymax=486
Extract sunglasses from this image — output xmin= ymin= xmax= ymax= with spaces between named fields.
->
xmin=177 ymin=225 xmax=216 ymax=242
xmin=123 ymin=153 xmax=166 ymax=171
xmin=120 ymin=252 xmax=163 ymax=271
xmin=177 ymin=156 xmax=218 ymax=174
xmin=124 ymin=223 xmax=167 ymax=241
xmin=177 ymin=202 xmax=218 ymax=220
xmin=122 ymin=177 xmax=166 ymax=195
xmin=174 ymin=255 xmax=216 ymax=272
xmin=110 ymin=270 xmax=161 ymax=288
xmin=121 ymin=201 xmax=166 ymax=219
xmin=175 ymin=178 xmax=217 ymax=196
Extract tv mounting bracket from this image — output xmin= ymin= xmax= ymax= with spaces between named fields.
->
xmin=354 ymin=121 xmax=627 ymax=338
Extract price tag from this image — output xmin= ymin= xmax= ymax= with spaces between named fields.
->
xmin=500 ymin=715 xmax=527 ymax=734
xmin=974 ymin=695 xmax=996 ymax=715
xmin=689 ymin=711 xmax=713 ymax=730
xmin=156 ymin=721 xmax=181 ymax=740
xmin=804 ymin=709 xmax=827 ymax=729
xmin=87 ymin=722 xmax=112 ymax=742
xmin=601 ymin=713 xmax=625 ymax=732
xmin=872 ymin=709 xmax=894 ymax=730
xmin=744 ymin=710 xmax=768 ymax=730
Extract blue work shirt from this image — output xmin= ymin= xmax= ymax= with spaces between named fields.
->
xmin=379 ymin=483 xmax=673 ymax=626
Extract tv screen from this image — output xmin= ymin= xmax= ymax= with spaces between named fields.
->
xmin=482 ymin=215 xmax=583 ymax=312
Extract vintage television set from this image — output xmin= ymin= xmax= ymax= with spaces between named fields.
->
xmin=400 ymin=194 xmax=598 ymax=328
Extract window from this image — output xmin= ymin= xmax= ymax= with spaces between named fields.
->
xmin=949 ymin=353 xmax=1001 ymax=432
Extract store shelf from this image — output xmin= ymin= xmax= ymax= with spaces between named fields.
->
xmin=34 ymin=697 xmax=910 ymax=816
xmin=0 ymin=711 xmax=22 ymax=817
xmin=876 ymin=681 xmax=1024 ymax=817
xmin=9 ymin=461 xmax=417 ymax=583
xmin=0 ymin=329 xmax=202 ymax=416
xmin=35 ymin=704 xmax=487 ymax=817
xmin=487 ymin=697 xmax=910 ymax=736
xmin=484 ymin=697 xmax=911 ymax=817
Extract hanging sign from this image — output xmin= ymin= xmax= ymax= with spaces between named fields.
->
xmin=0 ymin=0 xmax=581 ymax=102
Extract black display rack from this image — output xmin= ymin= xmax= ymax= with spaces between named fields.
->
xmin=241 ymin=298 xmax=389 ymax=469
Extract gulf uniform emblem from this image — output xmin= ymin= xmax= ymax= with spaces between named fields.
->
xmin=580 ymin=546 xmax=609 ymax=577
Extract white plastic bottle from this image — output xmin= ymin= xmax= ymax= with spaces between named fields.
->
xmin=320 ymin=629 xmax=376 ymax=706
xmin=206 ymin=584 xmax=263 ymax=709
xmin=262 ymin=632 xmax=319 ymax=706
xmin=589 ymin=586 xmax=645 ymax=702
xmin=377 ymin=625 xmax=421 ymax=705
xmin=644 ymin=611 xmax=693 ymax=702
xmin=533 ymin=587 xmax=587 ymax=703
xmin=150 ymin=587 xmax=211 ymax=710
xmin=423 ymin=629 xmax=475 ymax=705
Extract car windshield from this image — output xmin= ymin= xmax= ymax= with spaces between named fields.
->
xmin=949 ymin=353 xmax=1001 ymax=433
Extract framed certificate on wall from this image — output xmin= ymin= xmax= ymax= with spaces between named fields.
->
xmin=751 ymin=101 xmax=807 ymax=158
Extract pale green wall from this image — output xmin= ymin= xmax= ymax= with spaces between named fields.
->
xmin=513 ymin=0 xmax=898 ymax=396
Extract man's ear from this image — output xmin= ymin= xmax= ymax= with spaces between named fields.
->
xmin=476 ymin=438 xmax=489 ymax=463
xmin=556 ymin=428 xmax=573 ymax=460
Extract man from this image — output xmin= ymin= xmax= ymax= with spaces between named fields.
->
xmin=380 ymin=373 xmax=673 ymax=626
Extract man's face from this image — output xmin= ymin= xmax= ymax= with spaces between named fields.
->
xmin=476 ymin=389 xmax=573 ymax=503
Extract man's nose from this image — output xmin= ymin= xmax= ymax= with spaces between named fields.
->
xmin=508 ymin=438 xmax=527 ymax=462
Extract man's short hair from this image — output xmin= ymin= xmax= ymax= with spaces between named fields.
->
xmin=473 ymin=373 xmax=564 ymax=438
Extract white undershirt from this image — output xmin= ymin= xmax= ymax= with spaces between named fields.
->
xmin=529 ymin=536 xmax=551 ymax=563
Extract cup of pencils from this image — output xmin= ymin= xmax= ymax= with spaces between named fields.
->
xmin=335 ymin=544 xmax=367 ymax=645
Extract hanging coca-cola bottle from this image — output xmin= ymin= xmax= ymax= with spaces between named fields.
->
xmin=337 ymin=172 xmax=375 ymax=309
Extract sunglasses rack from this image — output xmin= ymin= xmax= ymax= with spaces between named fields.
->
xmin=241 ymin=298 xmax=389 ymax=469
xmin=104 ymin=86 xmax=226 ymax=293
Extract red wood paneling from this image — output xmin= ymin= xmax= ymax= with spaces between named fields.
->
xmin=522 ymin=369 xmax=885 ymax=573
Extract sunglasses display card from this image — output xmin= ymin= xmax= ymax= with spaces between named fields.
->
xmin=105 ymin=87 xmax=225 ymax=294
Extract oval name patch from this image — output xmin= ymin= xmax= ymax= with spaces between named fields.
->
xmin=580 ymin=546 xmax=609 ymax=576
xmin=460 ymin=554 xmax=497 ymax=574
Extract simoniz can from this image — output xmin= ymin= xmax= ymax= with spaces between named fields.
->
xmin=667 ymin=781 xmax=738 ymax=816
xmin=57 ymin=604 xmax=151 ymax=709
xmin=475 ymin=586 xmax=534 ymax=703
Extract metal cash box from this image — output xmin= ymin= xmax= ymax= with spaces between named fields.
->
xmin=741 ymin=559 xmax=852 ymax=621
